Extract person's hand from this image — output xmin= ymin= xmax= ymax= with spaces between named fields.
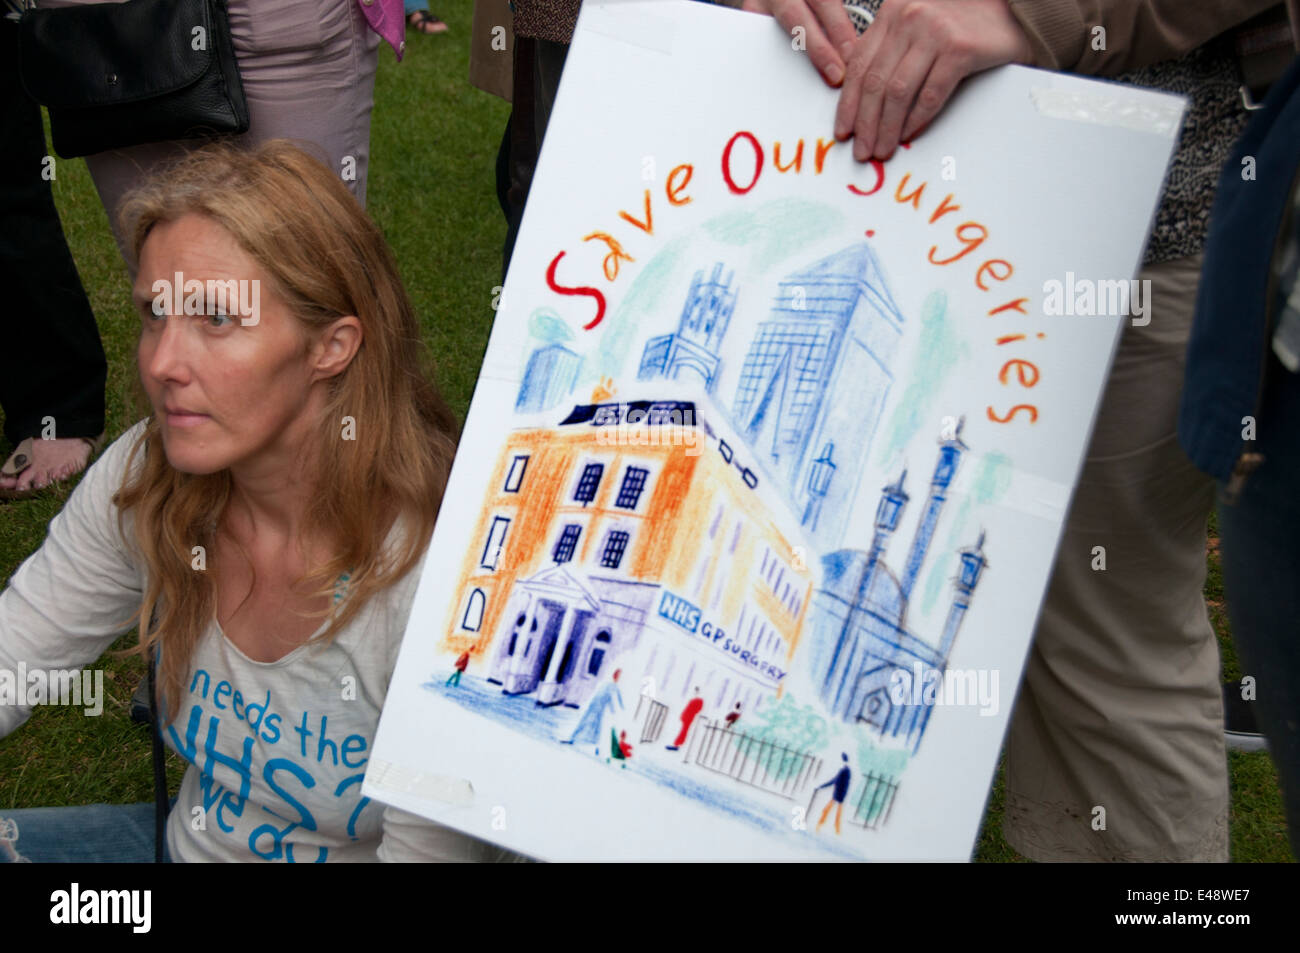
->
xmin=744 ymin=0 xmax=1034 ymax=162
xmin=836 ymin=0 xmax=1033 ymax=160
xmin=741 ymin=0 xmax=860 ymax=88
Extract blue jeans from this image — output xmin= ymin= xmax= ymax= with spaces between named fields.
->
xmin=1216 ymin=354 xmax=1300 ymax=859
xmin=0 ymin=803 xmax=169 ymax=863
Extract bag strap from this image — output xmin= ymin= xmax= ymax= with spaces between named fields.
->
xmin=149 ymin=647 xmax=168 ymax=862
xmin=146 ymin=604 xmax=171 ymax=864
xmin=1236 ymin=4 xmax=1298 ymax=109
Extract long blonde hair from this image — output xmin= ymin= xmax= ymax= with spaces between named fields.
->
xmin=115 ymin=140 xmax=460 ymax=721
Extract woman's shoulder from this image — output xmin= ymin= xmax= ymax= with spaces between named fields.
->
xmin=47 ymin=418 xmax=151 ymax=544
xmin=88 ymin=418 xmax=152 ymax=488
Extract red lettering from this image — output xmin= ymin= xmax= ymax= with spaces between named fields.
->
xmin=722 ymin=131 xmax=763 ymax=194
xmin=546 ymin=251 xmax=606 ymax=330
xmin=848 ymin=159 xmax=885 ymax=197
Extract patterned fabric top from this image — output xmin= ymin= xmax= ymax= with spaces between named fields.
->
xmin=844 ymin=0 xmax=1250 ymax=265
xmin=512 ymin=0 xmax=582 ymax=44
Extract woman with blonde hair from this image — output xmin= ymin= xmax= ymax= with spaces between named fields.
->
xmin=0 ymin=140 xmax=498 ymax=862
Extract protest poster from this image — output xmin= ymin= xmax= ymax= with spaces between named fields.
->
xmin=365 ymin=0 xmax=1184 ymax=860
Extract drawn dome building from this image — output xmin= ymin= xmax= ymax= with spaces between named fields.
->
xmin=808 ymin=420 xmax=989 ymax=753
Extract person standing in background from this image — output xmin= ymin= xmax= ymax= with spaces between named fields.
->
xmin=744 ymin=0 xmax=1287 ymax=861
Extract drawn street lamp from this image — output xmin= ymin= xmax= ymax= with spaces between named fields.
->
xmin=802 ymin=442 xmax=837 ymax=532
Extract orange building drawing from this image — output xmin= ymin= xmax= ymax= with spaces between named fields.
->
xmin=442 ymin=397 xmax=813 ymax=717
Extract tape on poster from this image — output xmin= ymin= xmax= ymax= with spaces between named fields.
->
xmin=1029 ymin=86 xmax=1184 ymax=138
xmin=370 ymin=758 xmax=476 ymax=806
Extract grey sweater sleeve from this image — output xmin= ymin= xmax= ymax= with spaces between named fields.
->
xmin=0 ymin=423 xmax=148 ymax=739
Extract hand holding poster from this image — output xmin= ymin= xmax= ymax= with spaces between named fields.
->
xmin=364 ymin=0 xmax=1185 ymax=860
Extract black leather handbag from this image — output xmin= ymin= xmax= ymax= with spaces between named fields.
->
xmin=17 ymin=0 xmax=249 ymax=159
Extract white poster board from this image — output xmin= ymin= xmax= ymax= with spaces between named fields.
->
xmin=365 ymin=0 xmax=1183 ymax=860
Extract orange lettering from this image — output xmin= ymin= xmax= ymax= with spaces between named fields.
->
xmin=988 ymin=297 xmax=1030 ymax=316
xmin=666 ymin=163 xmax=694 ymax=205
xmin=976 ymin=259 xmax=1013 ymax=291
xmin=928 ymin=222 xmax=988 ymax=266
xmin=618 ymin=190 xmax=654 ymax=235
xmin=814 ymin=137 xmax=836 ymax=174
xmin=998 ymin=359 xmax=1040 ymax=388
xmin=894 ymin=173 xmax=925 ymax=210
xmin=928 ymin=193 xmax=961 ymax=224
xmin=583 ymin=231 xmax=636 ymax=281
xmin=986 ymin=403 xmax=1039 ymax=424
xmin=774 ymin=141 xmax=804 ymax=173
xmin=996 ymin=334 xmax=1025 ymax=345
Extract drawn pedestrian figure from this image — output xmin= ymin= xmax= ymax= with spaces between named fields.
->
xmin=814 ymin=753 xmax=853 ymax=835
xmin=445 ymin=650 xmax=470 ymax=688
xmin=610 ymin=728 xmax=633 ymax=763
xmin=563 ymin=669 xmax=624 ymax=754
xmin=666 ymin=687 xmax=704 ymax=750
xmin=724 ymin=701 xmax=742 ymax=729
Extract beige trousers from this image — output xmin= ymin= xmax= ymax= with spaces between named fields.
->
xmin=42 ymin=0 xmax=380 ymax=260
xmin=1002 ymin=252 xmax=1230 ymax=862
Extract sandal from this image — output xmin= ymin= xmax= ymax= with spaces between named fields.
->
xmin=406 ymin=10 xmax=448 ymax=34
xmin=0 ymin=432 xmax=106 ymax=501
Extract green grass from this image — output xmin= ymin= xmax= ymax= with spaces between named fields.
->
xmin=0 ymin=3 xmax=1290 ymax=860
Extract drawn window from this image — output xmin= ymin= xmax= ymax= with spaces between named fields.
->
xmin=553 ymin=523 xmax=581 ymax=564
xmin=588 ymin=630 xmax=612 ymax=676
xmin=615 ymin=467 xmax=649 ymax=509
xmin=480 ymin=516 xmax=510 ymax=570
xmin=504 ymin=455 xmax=529 ymax=492
xmin=461 ymin=588 xmax=486 ymax=631
xmin=601 ymin=531 xmax=630 ymax=569
xmin=709 ymin=504 xmax=723 ymax=538
xmin=573 ymin=463 xmax=604 ymax=505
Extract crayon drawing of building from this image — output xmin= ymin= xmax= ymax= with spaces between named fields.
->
xmin=441 ymin=396 xmax=814 ymax=719
xmin=516 ymin=343 xmax=582 ymax=413
xmin=731 ymin=243 xmax=904 ymax=551
xmin=809 ymin=421 xmax=989 ymax=753
xmin=638 ymin=263 xmax=736 ymax=393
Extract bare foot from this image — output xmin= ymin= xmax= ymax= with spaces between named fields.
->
xmin=0 ymin=437 xmax=92 ymax=493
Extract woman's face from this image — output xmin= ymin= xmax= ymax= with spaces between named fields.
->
xmin=133 ymin=213 xmax=326 ymax=476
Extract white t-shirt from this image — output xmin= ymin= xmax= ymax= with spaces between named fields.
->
xmin=0 ymin=421 xmax=500 ymax=862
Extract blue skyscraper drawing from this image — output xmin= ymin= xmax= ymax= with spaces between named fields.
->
xmin=730 ymin=243 xmax=904 ymax=551
xmin=516 ymin=343 xmax=582 ymax=413
xmin=807 ymin=420 xmax=989 ymax=754
xmin=638 ymin=262 xmax=736 ymax=393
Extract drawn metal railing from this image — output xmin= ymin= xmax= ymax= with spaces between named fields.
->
xmin=634 ymin=693 xmax=669 ymax=744
xmin=851 ymin=770 xmax=900 ymax=830
xmin=685 ymin=718 xmax=822 ymax=800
